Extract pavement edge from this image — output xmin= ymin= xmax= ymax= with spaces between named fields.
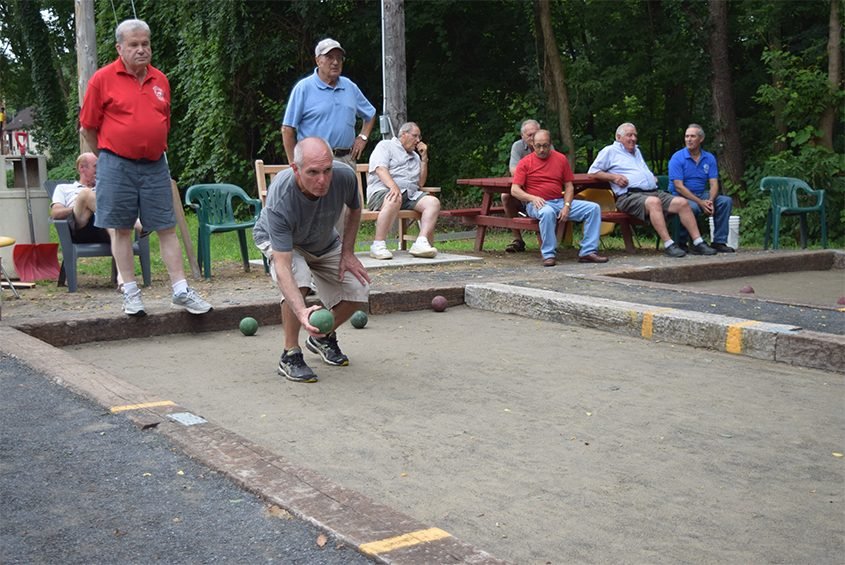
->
xmin=465 ymin=282 xmax=844 ymax=373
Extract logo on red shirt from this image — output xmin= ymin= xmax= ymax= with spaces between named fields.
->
xmin=153 ymin=86 xmax=165 ymax=101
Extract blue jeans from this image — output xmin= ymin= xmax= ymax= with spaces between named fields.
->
xmin=677 ymin=194 xmax=733 ymax=245
xmin=525 ymin=198 xmax=601 ymax=259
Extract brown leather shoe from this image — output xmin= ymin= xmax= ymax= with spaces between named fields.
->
xmin=542 ymin=257 xmax=556 ymax=267
xmin=578 ymin=252 xmax=609 ymax=263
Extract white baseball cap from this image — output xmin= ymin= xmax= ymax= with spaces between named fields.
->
xmin=315 ymin=38 xmax=345 ymax=57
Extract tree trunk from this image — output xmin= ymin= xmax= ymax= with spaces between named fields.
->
xmin=818 ymin=0 xmax=841 ymax=150
xmin=708 ymin=0 xmax=744 ymax=188
xmin=536 ymin=0 xmax=576 ymax=165
xmin=382 ymin=0 xmax=406 ymax=138
xmin=75 ymin=0 xmax=97 ymax=153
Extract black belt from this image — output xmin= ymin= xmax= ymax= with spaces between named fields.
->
xmin=333 ymin=148 xmax=352 ymax=157
xmin=626 ymin=187 xmax=657 ymax=193
xmin=100 ymin=148 xmax=159 ymax=164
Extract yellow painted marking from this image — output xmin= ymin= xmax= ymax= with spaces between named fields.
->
xmin=725 ymin=321 xmax=761 ymax=354
xmin=641 ymin=308 xmax=674 ymax=339
xmin=110 ymin=400 xmax=176 ymax=413
xmin=359 ymin=527 xmax=451 ymax=556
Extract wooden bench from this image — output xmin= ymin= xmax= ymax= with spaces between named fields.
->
xmin=254 ymin=160 xmax=440 ymax=250
xmin=454 ymin=176 xmax=645 ymax=253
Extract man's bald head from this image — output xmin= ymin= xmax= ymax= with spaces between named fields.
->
xmin=292 ymin=137 xmax=334 ymax=199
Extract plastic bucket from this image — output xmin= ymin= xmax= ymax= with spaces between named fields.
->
xmin=710 ymin=215 xmax=740 ymax=250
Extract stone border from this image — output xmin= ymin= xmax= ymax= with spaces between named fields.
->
xmin=465 ymin=283 xmax=844 ymax=374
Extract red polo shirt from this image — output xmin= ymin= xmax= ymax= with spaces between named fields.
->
xmin=513 ymin=150 xmax=574 ymax=201
xmin=79 ymin=57 xmax=170 ymax=161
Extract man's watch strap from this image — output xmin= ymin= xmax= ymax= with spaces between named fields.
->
xmin=357 ymin=134 xmax=368 ymax=141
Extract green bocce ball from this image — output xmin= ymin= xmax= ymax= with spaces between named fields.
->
xmin=239 ymin=316 xmax=258 ymax=336
xmin=351 ymin=310 xmax=368 ymax=329
xmin=309 ymin=309 xmax=335 ymax=334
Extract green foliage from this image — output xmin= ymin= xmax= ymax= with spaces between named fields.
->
xmin=1 ymin=0 xmax=838 ymax=230
xmin=10 ymin=0 xmax=75 ymax=159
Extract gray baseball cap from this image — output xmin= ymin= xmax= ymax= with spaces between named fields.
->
xmin=315 ymin=38 xmax=345 ymax=57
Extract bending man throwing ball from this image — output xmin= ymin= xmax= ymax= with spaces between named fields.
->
xmin=254 ymin=138 xmax=370 ymax=383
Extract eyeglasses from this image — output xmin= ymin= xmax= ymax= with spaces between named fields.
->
xmin=534 ymin=143 xmax=551 ymax=150
xmin=320 ymin=53 xmax=344 ymax=63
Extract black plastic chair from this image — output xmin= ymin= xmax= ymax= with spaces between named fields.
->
xmin=43 ymin=180 xmax=151 ymax=292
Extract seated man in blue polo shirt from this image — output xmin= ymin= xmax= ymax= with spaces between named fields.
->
xmin=668 ymin=124 xmax=734 ymax=253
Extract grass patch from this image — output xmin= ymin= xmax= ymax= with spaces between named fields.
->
xmin=50 ymin=208 xmax=824 ymax=280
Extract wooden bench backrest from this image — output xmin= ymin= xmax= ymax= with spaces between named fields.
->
xmin=256 ymin=160 xmax=374 ymax=217
xmin=254 ymin=160 xmax=289 ymax=205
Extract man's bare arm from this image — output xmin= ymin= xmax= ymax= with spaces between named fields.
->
xmin=281 ymin=126 xmax=297 ymax=164
xmin=79 ymin=127 xmax=99 ymax=156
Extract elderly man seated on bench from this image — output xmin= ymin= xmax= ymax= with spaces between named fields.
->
xmin=50 ymin=153 xmax=111 ymax=245
xmin=511 ymin=130 xmax=608 ymax=267
xmin=367 ymin=121 xmax=441 ymax=259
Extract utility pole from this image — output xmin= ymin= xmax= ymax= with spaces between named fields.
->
xmin=75 ymin=0 xmax=97 ymax=153
xmin=381 ymin=0 xmax=406 ymax=139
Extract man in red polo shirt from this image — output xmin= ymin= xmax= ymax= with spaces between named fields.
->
xmin=80 ymin=19 xmax=210 ymax=317
xmin=510 ymin=130 xmax=608 ymax=266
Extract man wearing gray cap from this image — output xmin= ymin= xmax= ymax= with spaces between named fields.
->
xmin=281 ymin=38 xmax=376 ymax=168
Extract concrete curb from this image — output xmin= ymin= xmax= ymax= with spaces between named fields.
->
xmin=10 ymin=286 xmax=466 ymax=347
xmin=465 ymin=283 xmax=844 ymax=373
xmin=0 ymin=325 xmax=506 ymax=565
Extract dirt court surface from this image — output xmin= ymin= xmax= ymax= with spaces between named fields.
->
xmin=67 ymin=307 xmax=845 ymax=564
xmin=681 ymin=269 xmax=843 ymax=308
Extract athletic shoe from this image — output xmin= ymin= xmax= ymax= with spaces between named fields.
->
xmin=278 ymin=348 xmax=318 ymax=383
xmin=664 ymin=243 xmax=687 ymax=258
xmin=369 ymin=243 xmax=393 ymax=260
xmin=409 ymin=238 xmax=438 ymax=258
xmin=306 ymin=331 xmax=349 ymax=366
xmin=689 ymin=242 xmax=717 ymax=256
xmin=711 ymin=242 xmax=735 ymax=253
xmin=123 ymin=290 xmax=146 ymax=317
xmin=171 ymin=288 xmax=213 ymax=314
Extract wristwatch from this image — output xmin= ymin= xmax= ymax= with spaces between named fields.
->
xmin=357 ymin=134 xmax=368 ymax=141
xmin=564 ymin=202 xmax=571 ymax=208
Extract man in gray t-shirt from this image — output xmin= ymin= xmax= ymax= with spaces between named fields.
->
xmin=254 ymin=137 xmax=370 ymax=383
xmin=504 ymin=119 xmax=542 ymax=252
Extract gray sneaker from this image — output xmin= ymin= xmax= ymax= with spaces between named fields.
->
xmin=664 ymin=243 xmax=687 ymax=258
xmin=171 ymin=288 xmax=212 ymax=314
xmin=689 ymin=242 xmax=717 ymax=256
xmin=123 ymin=290 xmax=146 ymax=317
xmin=278 ymin=348 xmax=318 ymax=383
xmin=306 ymin=332 xmax=349 ymax=366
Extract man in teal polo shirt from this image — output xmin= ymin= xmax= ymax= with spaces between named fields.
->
xmin=668 ymin=124 xmax=735 ymax=252
xmin=281 ymin=38 xmax=376 ymax=168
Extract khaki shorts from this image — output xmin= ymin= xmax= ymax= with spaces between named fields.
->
xmin=259 ymin=242 xmax=369 ymax=310
xmin=615 ymin=190 xmax=676 ymax=222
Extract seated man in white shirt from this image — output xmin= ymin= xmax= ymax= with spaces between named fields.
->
xmin=50 ymin=152 xmax=111 ymax=244
xmin=367 ymin=122 xmax=441 ymax=259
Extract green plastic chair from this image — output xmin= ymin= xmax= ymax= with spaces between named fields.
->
xmin=760 ymin=176 xmax=827 ymax=250
xmin=185 ymin=183 xmax=263 ymax=279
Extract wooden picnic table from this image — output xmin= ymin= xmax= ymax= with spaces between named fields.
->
xmin=455 ymin=175 xmax=643 ymax=253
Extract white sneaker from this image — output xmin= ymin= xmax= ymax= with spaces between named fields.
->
xmin=369 ymin=243 xmax=393 ymax=260
xmin=123 ymin=290 xmax=146 ymax=317
xmin=171 ymin=287 xmax=213 ymax=314
xmin=409 ymin=238 xmax=438 ymax=258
